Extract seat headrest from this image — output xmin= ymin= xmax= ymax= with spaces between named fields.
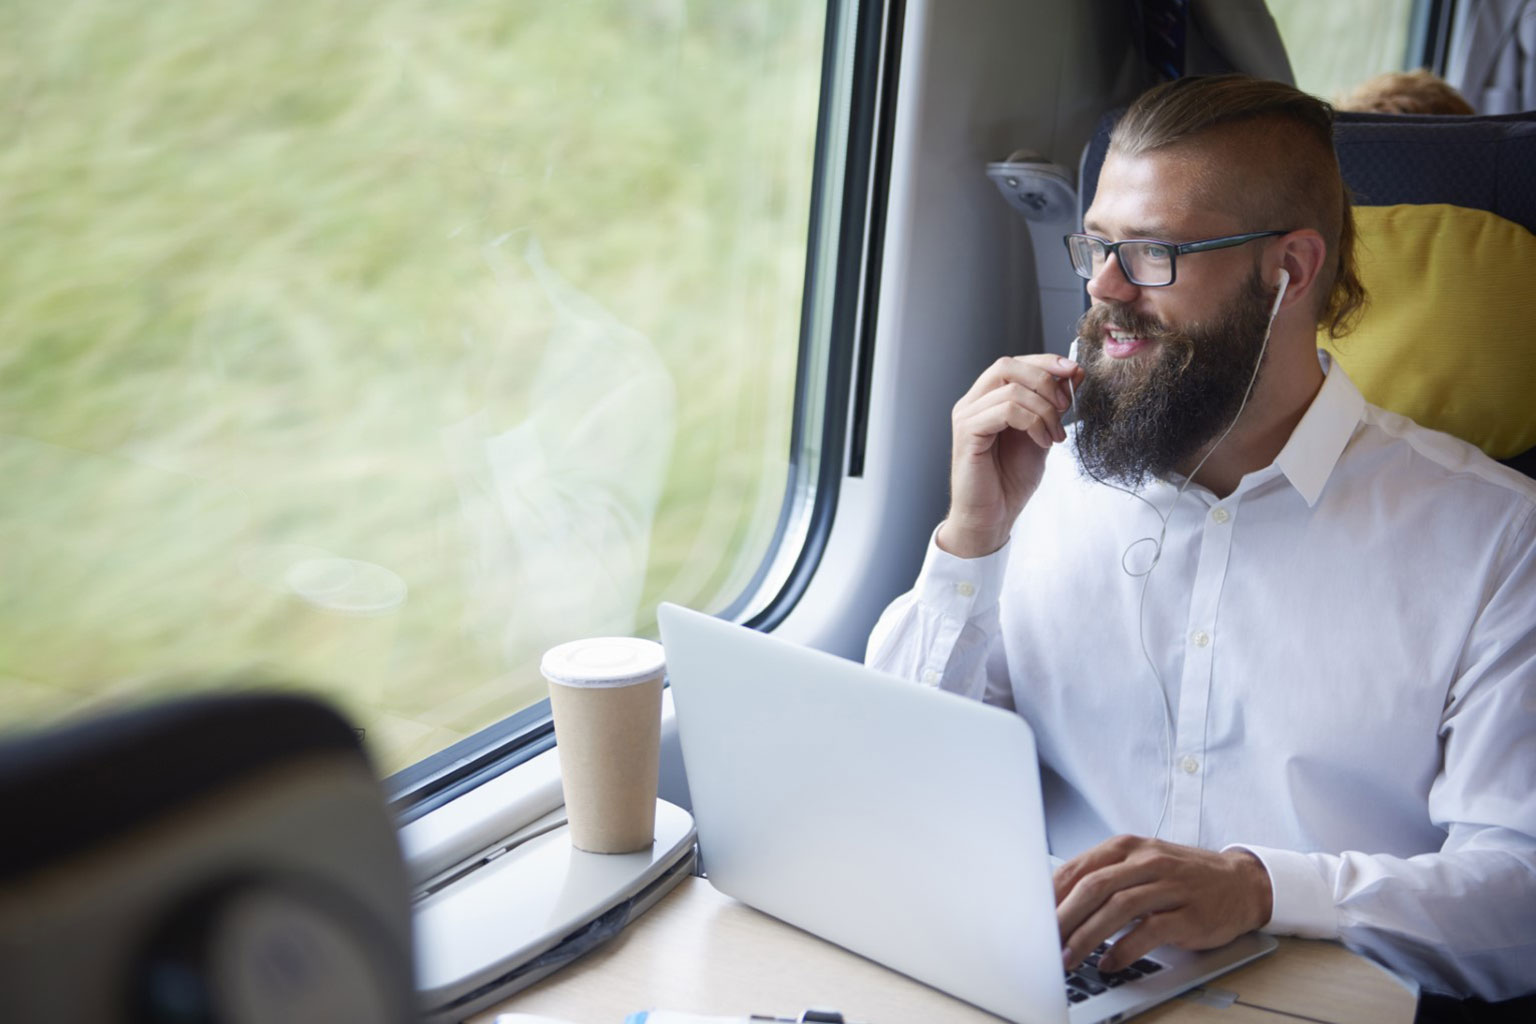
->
xmin=1331 ymin=110 xmax=1536 ymax=234
xmin=1319 ymin=202 xmax=1536 ymax=461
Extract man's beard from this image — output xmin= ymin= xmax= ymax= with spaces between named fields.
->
xmin=1071 ymin=269 xmax=1274 ymax=489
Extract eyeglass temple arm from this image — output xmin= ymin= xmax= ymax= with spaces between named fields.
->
xmin=1176 ymin=230 xmax=1288 ymax=255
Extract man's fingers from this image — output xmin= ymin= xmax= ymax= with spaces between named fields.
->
xmin=959 ymin=355 xmax=1077 ymax=411
xmin=955 ymin=400 xmax=1044 ymax=453
xmin=992 ymin=383 xmax=1068 ymax=444
xmin=1053 ymin=834 xmax=1144 ymax=904
xmin=956 ymin=383 xmax=1067 ymax=449
xmin=1064 ymin=886 xmax=1183 ymax=971
xmin=1058 ymin=864 xmax=1167 ymax=964
xmin=1098 ymin=916 xmax=1177 ymax=975
xmin=956 ymin=374 xmax=1071 ymax=431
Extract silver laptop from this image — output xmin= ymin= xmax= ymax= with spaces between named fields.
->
xmin=657 ymin=602 xmax=1276 ymax=1024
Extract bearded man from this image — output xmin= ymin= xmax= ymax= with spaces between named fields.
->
xmin=867 ymin=75 xmax=1536 ymax=1005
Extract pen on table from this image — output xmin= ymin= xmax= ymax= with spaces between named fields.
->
xmin=621 ymin=1010 xmax=865 ymax=1024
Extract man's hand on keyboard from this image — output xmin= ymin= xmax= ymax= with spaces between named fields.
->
xmin=1053 ymin=835 xmax=1273 ymax=974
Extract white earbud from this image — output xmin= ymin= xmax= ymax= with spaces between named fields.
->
xmin=1268 ymin=268 xmax=1290 ymax=322
xmin=1066 ymin=338 xmax=1080 ymax=408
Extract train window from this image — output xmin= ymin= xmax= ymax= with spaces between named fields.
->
xmin=1267 ymin=0 xmax=1419 ymax=100
xmin=2 ymin=1 xmax=838 ymax=786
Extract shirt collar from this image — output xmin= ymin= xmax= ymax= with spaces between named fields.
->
xmin=1272 ymin=350 xmax=1365 ymax=507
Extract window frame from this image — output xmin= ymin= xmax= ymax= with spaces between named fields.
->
xmin=1408 ymin=0 xmax=1459 ymax=73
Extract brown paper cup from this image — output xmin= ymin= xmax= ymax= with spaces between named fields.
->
xmin=541 ymin=638 xmax=665 ymax=854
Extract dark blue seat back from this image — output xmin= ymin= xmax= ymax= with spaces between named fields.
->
xmin=1330 ymin=110 xmax=1536 ymax=232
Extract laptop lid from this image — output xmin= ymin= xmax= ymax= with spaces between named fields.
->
xmin=659 ymin=602 xmax=1066 ymax=1022
xmin=657 ymin=603 xmax=1276 ymax=1024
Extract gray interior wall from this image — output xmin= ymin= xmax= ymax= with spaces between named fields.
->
xmin=774 ymin=0 xmax=1143 ymax=657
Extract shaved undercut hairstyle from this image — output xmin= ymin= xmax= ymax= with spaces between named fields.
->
xmin=1109 ymin=74 xmax=1366 ymax=339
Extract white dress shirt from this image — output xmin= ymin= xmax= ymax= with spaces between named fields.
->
xmin=866 ymin=355 xmax=1536 ymax=1000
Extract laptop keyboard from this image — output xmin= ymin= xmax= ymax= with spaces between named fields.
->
xmin=1064 ymin=942 xmax=1165 ymax=1004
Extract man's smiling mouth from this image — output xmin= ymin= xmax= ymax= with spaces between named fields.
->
xmin=1103 ymin=327 xmax=1153 ymax=358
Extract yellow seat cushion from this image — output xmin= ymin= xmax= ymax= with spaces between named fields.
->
xmin=1319 ymin=203 xmax=1536 ymax=459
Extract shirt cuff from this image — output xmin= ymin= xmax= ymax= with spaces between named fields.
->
xmin=1224 ymin=844 xmax=1340 ymax=940
xmin=916 ymin=527 xmax=1010 ymax=619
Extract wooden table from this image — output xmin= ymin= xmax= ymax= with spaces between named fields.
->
xmin=478 ymin=877 xmax=1415 ymax=1024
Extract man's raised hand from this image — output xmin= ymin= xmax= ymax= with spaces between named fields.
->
xmin=937 ymin=354 xmax=1081 ymax=559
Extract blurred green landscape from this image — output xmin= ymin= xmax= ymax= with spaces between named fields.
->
xmin=1 ymin=0 xmax=824 ymax=772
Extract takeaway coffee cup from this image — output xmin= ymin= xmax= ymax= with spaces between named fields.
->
xmin=540 ymin=637 xmax=666 ymax=854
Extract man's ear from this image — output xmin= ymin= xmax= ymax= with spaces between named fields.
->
xmin=1269 ymin=230 xmax=1328 ymax=311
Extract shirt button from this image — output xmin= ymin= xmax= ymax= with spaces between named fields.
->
xmin=1211 ymin=507 xmax=1230 ymax=524
xmin=921 ymin=669 xmax=940 ymax=684
xmin=955 ymin=581 xmax=975 ymax=597
xmin=1192 ymin=630 xmax=1211 ymax=648
xmin=1181 ymin=756 xmax=1200 ymax=775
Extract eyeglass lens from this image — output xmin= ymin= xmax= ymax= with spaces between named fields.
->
xmin=1068 ymin=237 xmax=1175 ymax=286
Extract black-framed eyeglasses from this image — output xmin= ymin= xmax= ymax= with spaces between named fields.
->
xmin=1062 ymin=230 xmax=1288 ymax=287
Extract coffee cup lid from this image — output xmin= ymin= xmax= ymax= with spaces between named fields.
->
xmin=540 ymin=637 xmax=666 ymax=688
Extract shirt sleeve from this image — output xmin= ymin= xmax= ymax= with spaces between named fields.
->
xmin=865 ymin=528 xmax=1014 ymax=707
xmin=1232 ymin=502 xmax=1536 ymax=1001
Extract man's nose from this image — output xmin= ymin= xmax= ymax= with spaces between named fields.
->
xmin=1085 ymin=251 xmax=1140 ymax=304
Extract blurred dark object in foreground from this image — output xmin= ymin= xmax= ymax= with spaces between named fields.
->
xmin=0 ymin=691 xmax=416 ymax=1023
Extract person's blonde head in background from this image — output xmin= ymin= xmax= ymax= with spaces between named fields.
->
xmin=1337 ymin=69 xmax=1475 ymax=116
